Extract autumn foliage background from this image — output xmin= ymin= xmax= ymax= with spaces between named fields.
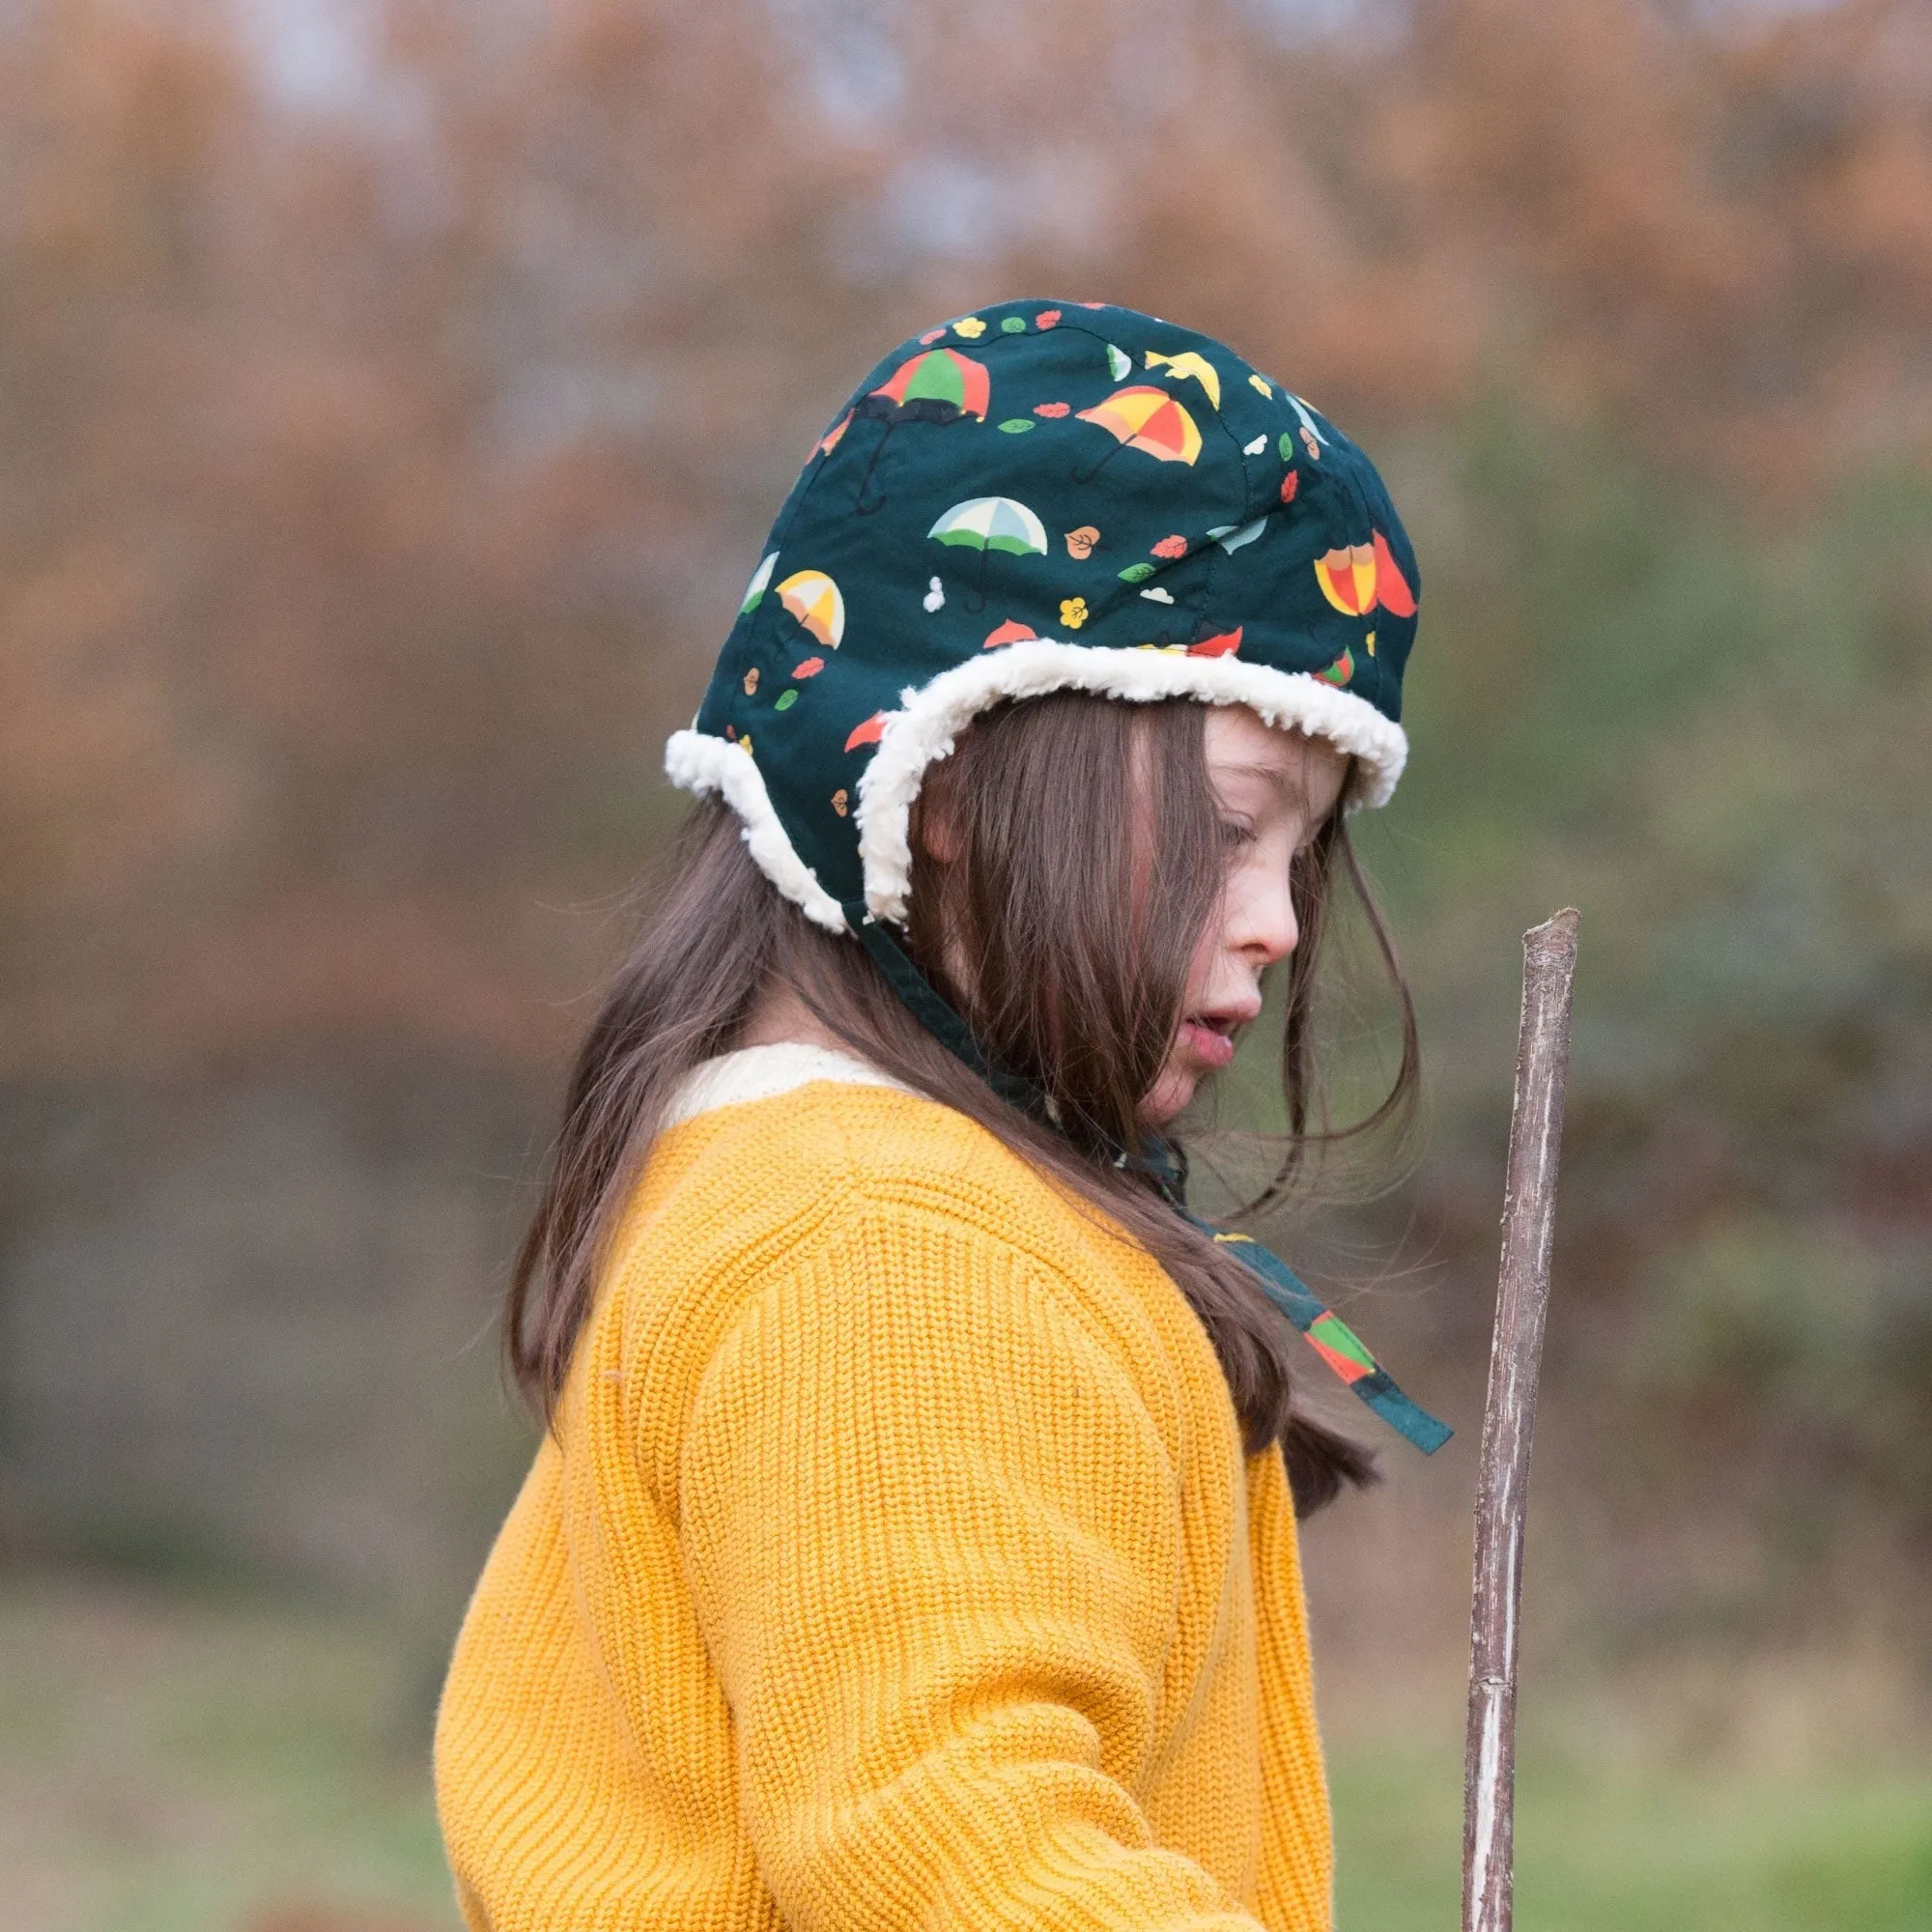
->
xmin=2 ymin=0 xmax=1930 ymax=1924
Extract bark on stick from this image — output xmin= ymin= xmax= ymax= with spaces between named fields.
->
xmin=1463 ymin=908 xmax=1580 ymax=1932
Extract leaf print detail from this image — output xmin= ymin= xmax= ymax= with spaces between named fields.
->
xmin=743 ymin=668 xmax=759 ymax=696
xmin=1280 ymin=470 xmax=1299 ymax=503
xmin=1118 ymin=561 xmax=1155 ymax=582
xmin=1279 ymin=432 xmax=1295 ymax=461
xmin=791 ymin=656 xmax=825 ymax=678
xmin=1000 ymin=316 xmax=1026 ymax=333
xmin=1034 ymin=401 xmax=1070 ymax=417
xmin=831 ymin=788 xmax=849 ymax=817
xmin=774 ymin=689 xmax=800 ymax=712
xmin=1151 ymin=534 xmax=1187 ymax=558
xmin=952 ymin=316 xmax=987 ymax=338
xmin=1065 ymin=526 xmax=1100 ymax=558
xmin=1300 ymin=425 xmax=1321 ymax=461
xmin=1036 ymin=309 xmax=1062 ymax=327
xmin=998 ymin=418 xmax=1036 ymax=433
xmin=1248 ymin=373 xmax=1271 ymax=397
xmin=1059 ymin=597 xmax=1090 ymax=630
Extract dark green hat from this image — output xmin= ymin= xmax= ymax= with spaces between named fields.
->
xmin=668 ymin=298 xmax=1420 ymax=933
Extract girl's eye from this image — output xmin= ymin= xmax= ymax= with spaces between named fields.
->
xmin=1219 ymin=819 xmax=1258 ymax=851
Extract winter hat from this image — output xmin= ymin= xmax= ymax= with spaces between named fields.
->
xmin=666 ymin=298 xmax=1420 ymax=936
xmin=666 ymin=298 xmax=1448 ymax=1456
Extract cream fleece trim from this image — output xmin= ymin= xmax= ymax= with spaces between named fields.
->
xmin=664 ymin=728 xmax=849 ymax=931
xmin=663 ymin=1043 xmax=911 ymax=1127
xmin=666 ymin=639 xmax=1406 ymax=931
xmin=854 ymin=640 xmax=1406 ymax=924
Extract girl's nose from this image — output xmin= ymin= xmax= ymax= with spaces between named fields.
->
xmin=1229 ymin=864 xmax=1298 ymax=967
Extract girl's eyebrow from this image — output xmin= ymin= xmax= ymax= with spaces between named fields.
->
xmin=1212 ymin=759 xmax=1307 ymax=801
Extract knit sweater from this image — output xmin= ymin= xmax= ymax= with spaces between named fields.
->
xmin=435 ymin=1050 xmax=1333 ymax=1932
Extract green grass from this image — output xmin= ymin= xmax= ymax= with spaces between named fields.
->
xmin=3 ymin=1570 xmax=1928 ymax=1931
xmin=1332 ymin=1743 xmax=1932 ymax=1931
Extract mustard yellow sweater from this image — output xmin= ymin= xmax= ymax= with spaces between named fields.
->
xmin=435 ymin=1068 xmax=1333 ymax=1932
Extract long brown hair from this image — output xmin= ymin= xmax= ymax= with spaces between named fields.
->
xmin=507 ymin=694 xmax=1419 ymax=1513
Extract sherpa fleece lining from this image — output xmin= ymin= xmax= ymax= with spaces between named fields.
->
xmin=666 ymin=638 xmax=1408 ymax=933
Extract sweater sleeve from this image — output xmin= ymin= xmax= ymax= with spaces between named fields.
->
xmin=674 ymin=1196 xmax=1269 ymax=1932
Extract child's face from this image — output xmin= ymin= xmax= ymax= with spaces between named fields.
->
xmin=1138 ymin=705 xmax=1350 ymax=1128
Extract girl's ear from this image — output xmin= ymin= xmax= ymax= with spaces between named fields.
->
xmin=914 ymin=787 xmax=962 ymax=867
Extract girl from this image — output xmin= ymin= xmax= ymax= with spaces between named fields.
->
xmin=436 ymin=299 xmax=1447 ymax=1932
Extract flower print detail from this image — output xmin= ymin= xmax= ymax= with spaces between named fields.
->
xmin=743 ymin=668 xmax=760 ymax=696
xmin=1064 ymin=526 xmax=1099 ymax=558
xmin=1036 ymin=309 xmax=1062 ymax=327
xmin=1248 ymin=373 xmax=1272 ymax=397
xmin=1151 ymin=534 xmax=1187 ymax=559
xmin=1034 ymin=402 xmax=1070 ymax=417
xmin=1059 ymin=596 xmax=1090 ymax=631
xmin=1280 ymin=470 xmax=1299 ymax=503
xmin=952 ymin=316 xmax=987 ymax=339
xmin=831 ymin=787 xmax=849 ymax=817
xmin=738 ymin=735 xmax=753 ymax=754
xmin=1300 ymin=424 xmax=1321 ymax=461
xmin=791 ymin=657 xmax=826 ymax=679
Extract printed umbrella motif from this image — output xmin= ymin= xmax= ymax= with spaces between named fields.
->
xmin=852 ymin=348 xmax=991 ymax=515
xmin=927 ymin=497 xmax=1048 ymax=612
xmin=1314 ymin=528 xmax=1415 ymax=618
xmin=1071 ymin=386 xmax=1203 ymax=483
xmin=776 ymin=568 xmax=845 ymax=648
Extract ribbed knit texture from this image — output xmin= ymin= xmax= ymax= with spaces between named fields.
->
xmin=435 ymin=1082 xmax=1332 ymax=1932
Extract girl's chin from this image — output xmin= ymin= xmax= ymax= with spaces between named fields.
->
xmin=1138 ymin=1027 xmax=1238 ymax=1128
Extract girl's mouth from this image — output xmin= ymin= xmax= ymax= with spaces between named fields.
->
xmin=1179 ymin=1014 xmax=1238 ymax=1070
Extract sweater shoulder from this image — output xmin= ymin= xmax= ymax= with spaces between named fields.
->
xmin=582 ymin=1082 xmax=1195 ymax=1490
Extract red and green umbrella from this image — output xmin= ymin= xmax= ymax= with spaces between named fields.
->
xmin=852 ymin=348 xmax=991 ymax=514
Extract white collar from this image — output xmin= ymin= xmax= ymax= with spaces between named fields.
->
xmin=663 ymin=1041 xmax=914 ymax=1129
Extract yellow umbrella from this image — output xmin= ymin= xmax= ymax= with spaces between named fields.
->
xmin=1072 ymin=385 xmax=1203 ymax=483
xmin=776 ymin=569 xmax=845 ymax=648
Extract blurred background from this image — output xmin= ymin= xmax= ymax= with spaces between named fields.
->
xmin=2 ymin=0 xmax=1928 ymax=1926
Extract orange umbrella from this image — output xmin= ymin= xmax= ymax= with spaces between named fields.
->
xmin=1071 ymin=385 xmax=1203 ymax=483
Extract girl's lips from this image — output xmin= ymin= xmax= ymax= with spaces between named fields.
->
xmin=1179 ymin=1017 xmax=1237 ymax=1069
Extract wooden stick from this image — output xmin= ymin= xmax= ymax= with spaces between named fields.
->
xmin=1463 ymin=909 xmax=1580 ymax=1932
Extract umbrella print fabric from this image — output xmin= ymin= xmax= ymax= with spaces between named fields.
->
xmin=851 ymin=348 xmax=991 ymax=514
xmin=1072 ymin=385 xmax=1203 ymax=482
xmin=927 ymin=496 xmax=1047 ymax=611
xmin=776 ymin=569 xmax=845 ymax=648
xmin=869 ymin=348 xmax=991 ymax=420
